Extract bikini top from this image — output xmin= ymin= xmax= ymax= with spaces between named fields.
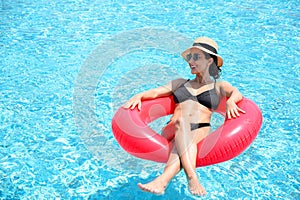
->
xmin=173 ymin=80 xmax=220 ymax=110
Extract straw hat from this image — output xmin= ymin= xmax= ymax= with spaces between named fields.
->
xmin=181 ymin=37 xmax=223 ymax=67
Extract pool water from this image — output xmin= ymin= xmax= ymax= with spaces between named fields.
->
xmin=1 ymin=0 xmax=299 ymax=199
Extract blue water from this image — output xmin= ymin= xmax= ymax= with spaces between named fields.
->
xmin=1 ymin=0 xmax=299 ymax=199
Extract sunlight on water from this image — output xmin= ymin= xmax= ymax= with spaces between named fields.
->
xmin=0 ymin=0 xmax=299 ymax=199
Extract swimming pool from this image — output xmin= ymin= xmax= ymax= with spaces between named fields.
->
xmin=1 ymin=0 xmax=299 ymax=199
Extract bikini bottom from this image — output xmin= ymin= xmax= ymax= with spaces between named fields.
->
xmin=190 ymin=123 xmax=211 ymax=131
xmin=166 ymin=121 xmax=211 ymax=131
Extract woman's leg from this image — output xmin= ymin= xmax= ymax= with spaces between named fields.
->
xmin=174 ymin=119 xmax=209 ymax=195
xmin=138 ymin=120 xmax=182 ymax=194
xmin=137 ymin=143 xmax=182 ymax=194
xmin=138 ymin=120 xmax=209 ymax=196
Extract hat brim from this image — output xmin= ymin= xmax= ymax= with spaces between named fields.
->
xmin=181 ymin=46 xmax=223 ymax=67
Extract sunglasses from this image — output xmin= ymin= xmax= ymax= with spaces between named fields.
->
xmin=185 ymin=53 xmax=200 ymax=62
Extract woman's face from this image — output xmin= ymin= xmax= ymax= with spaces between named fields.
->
xmin=185 ymin=49 xmax=213 ymax=75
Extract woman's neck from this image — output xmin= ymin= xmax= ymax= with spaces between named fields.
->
xmin=194 ymin=74 xmax=213 ymax=85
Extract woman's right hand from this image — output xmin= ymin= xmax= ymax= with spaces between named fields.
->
xmin=122 ymin=94 xmax=142 ymax=111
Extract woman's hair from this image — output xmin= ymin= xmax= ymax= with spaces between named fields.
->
xmin=203 ymin=51 xmax=221 ymax=79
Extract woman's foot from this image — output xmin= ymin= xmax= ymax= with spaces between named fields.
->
xmin=188 ymin=176 xmax=207 ymax=196
xmin=137 ymin=176 xmax=167 ymax=195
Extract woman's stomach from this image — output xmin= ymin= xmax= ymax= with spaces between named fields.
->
xmin=173 ymin=100 xmax=213 ymax=123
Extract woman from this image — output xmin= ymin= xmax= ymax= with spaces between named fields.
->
xmin=123 ymin=37 xmax=245 ymax=196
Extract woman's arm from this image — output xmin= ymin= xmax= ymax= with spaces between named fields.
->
xmin=218 ymin=81 xmax=246 ymax=119
xmin=123 ymin=78 xmax=186 ymax=111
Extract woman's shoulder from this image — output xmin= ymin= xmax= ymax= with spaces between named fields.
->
xmin=172 ymin=78 xmax=188 ymax=84
xmin=169 ymin=78 xmax=188 ymax=91
xmin=215 ymin=80 xmax=233 ymax=87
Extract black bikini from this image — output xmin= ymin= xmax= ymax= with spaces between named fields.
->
xmin=173 ymin=79 xmax=220 ymax=131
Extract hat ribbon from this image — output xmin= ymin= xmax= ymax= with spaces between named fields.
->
xmin=192 ymin=43 xmax=217 ymax=54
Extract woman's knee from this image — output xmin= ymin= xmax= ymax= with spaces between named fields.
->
xmin=174 ymin=118 xmax=185 ymax=131
xmin=174 ymin=118 xmax=191 ymax=141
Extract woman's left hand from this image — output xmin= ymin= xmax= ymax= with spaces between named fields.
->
xmin=226 ymin=99 xmax=246 ymax=119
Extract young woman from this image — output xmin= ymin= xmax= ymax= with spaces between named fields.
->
xmin=123 ymin=37 xmax=245 ymax=196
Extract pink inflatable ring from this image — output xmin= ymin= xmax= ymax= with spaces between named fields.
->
xmin=112 ymin=96 xmax=262 ymax=167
